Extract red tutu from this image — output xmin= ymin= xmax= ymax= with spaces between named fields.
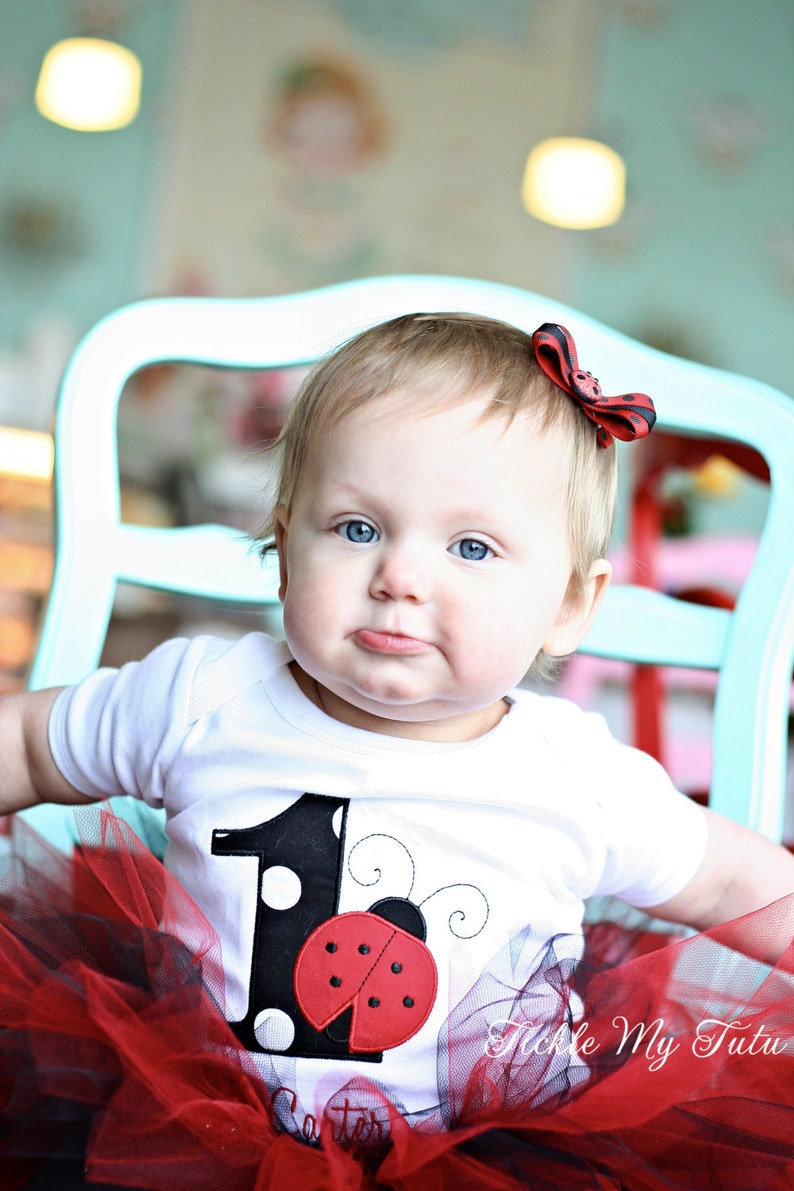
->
xmin=1 ymin=809 xmax=794 ymax=1189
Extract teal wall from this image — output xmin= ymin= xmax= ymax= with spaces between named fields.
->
xmin=571 ymin=0 xmax=793 ymax=397
xmin=0 ymin=0 xmax=181 ymax=352
xmin=1 ymin=0 xmax=790 ymax=420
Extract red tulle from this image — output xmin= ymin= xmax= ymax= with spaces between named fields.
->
xmin=1 ymin=809 xmax=794 ymax=1189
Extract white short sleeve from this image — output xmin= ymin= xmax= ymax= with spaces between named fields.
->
xmin=530 ymin=695 xmax=709 ymax=909
xmin=48 ymin=636 xmax=200 ymax=805
xmin=587 ymin=717 xmax=709 ymax=906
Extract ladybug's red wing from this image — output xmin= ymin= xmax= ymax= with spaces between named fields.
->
xmin=349 ymin=929 xmax=437 ymax=1052
xmin=294 ymin=912 xmax=394 ymax=1029
xmin=294 ymin=911 xmax=438 ymax=1053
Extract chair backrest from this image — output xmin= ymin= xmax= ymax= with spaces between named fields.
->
xmin=26 ymin=275 xmax=794 ymax=845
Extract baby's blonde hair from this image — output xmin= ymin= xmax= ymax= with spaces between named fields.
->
xmin=261 ymin=312 xmax=618 ymax=600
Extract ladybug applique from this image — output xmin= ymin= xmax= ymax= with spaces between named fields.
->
xmin=293 ymin=897 xmax=438 ymax=1053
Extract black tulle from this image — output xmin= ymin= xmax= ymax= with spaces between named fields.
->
xmin=1 ymin=809 xmax=794 ymax=1189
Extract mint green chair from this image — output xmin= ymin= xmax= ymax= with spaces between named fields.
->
xmin=23 ymin=276 xmax=794 ymax=848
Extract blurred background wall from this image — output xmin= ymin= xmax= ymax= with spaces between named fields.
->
xmin=2 ymin=0 xmax=791 ymax=422
xmin=0 ymin=0 xmax=791 ymax=687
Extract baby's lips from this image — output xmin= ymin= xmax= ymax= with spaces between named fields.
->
xmin=354 ymin=629 xmax=433 ymax=655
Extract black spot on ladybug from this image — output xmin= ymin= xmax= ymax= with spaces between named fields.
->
xmin=325 ymin=942 xmax=337 ymax=953
xmin=358 ymin=943 xmax=371 ymax=955
xmin=391 ymin=962 xmax=402 ymax=974
xmin=368 ymin=996 xmax=380 ymax=1008
xmin=403 ymin=997 xmax=414 ymax=1008
xmin=330 ymin=976 xmax=342 ymax=987
xmin=369 ymin=897 xmax=427 ymax=942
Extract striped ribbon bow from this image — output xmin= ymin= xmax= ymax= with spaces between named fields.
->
xmin=532 ymin=322 xmax=656 ymax=448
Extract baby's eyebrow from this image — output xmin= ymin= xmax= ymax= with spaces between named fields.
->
xmin=322 ymin=481 xmax=374 ymax=505
xmin=320 ymin=476 xmax=516 ymax=532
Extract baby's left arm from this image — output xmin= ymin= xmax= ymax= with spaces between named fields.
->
xmin=647 ymin=807 xmax=794 ymax=958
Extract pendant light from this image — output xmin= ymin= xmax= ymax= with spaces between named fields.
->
xmin=0 ymin=428 xmax=54 ymax=482
xmin=35 ymin=37 xmax=142 ymax=132
xmin=522 ymin=136 xmax=625 ymax=230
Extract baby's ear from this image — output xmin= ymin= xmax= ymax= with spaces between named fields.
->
xmin=274 ymin=507 xmax=290 ymax=603
xmin=542 ymin=560 xmax=611 ymax=658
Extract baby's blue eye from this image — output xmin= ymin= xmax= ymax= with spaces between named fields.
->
xmin=452 ymin=539 xmax=492 ymax=562
xmin=337 ymin=520 xmax=378 ymax=544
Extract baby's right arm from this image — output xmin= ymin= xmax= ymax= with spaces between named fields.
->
xmin=0 ymin=688 xmax=93 ymax=815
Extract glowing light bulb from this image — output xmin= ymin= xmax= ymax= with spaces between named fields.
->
xmin=522 ymin=137 xmax=625 ymax=230
xmin=0 ymin=428 xmax=54 ymax=481
xmin=35 ymin=38 xmax=142 ymax=132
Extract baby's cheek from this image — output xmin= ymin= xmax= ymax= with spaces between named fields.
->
xmin=283 ymin=581 xmax=342 ymax=661
xmin=281 ymin=596 xmax=312 ymax=656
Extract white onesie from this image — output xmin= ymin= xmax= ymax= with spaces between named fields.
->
xmin=49 ymin=632 xmax=707 ymax=1141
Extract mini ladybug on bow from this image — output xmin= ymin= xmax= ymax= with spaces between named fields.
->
xmin=532 ymin=323 xmax=656 ymax=449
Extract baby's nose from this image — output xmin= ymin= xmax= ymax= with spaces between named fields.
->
xmin=368 ymin=544 xmax=432 ymax=603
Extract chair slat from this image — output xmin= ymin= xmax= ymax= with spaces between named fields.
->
xmin=114 ymin=524 xmax=281 ymax=603
xmin=581 ymin=586 xmax=730 ymax=670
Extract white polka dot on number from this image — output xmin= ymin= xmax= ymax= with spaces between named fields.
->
xmin=253 ymin=1008 xmax=295 ymax=1051
xmin=261 ymin=865 xmax=302 ymax=909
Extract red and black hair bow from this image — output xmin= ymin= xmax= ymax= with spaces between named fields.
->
xmin=532 ymin=323 xmax=656 ymax=449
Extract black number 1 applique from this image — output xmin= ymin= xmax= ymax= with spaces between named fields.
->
xmin=211 ymin=793 xmax=438 ymax=1062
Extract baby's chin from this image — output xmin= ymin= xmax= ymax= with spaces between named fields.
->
xmin=316 ymin=680 xmax=508 ymax=743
